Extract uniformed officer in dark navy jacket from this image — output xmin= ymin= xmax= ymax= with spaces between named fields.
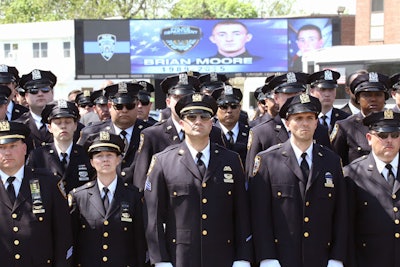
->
xmin=27 ymin=99 xmax=95 ymax=196
xmin=144 ymin=93 xmax=253 ymax=267
xmin=136 ymin=80 xmax=158 ymax=125
xmin=345 ymin=110 xmax=400 ymax=267
xmin=70 ymin=131 xmax=146 ymax=266
xmin=0 ymin=120 xmax=73 ymax=266
xmin=390 ymin=72 xmax=400 ymax=113
xmin=250 ymin=93 xmax=347 ymax=267
xmin=331 ymin=72 xmax=389 ymax=166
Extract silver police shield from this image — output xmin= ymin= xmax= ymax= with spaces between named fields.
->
xmin=97 ymin=34 xmax=116 ymax=61
xmin=160 ymin=26 xmax=202 ymax=54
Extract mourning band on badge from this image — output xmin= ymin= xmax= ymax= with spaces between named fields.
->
xmin=30 ymin=179 xmax=45 ymax=214
xmin=121 ymin=202 xmax=132 ymax=222
xmin=78 ymin=164 xmax=90 ymax=181
xmin=324 ymin=172 xmax=335 ymax=188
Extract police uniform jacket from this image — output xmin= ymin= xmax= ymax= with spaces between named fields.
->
xmin=144 ymin=142 xmax=253 ymax=267
xmin=133 ymin=117 xmax=225 ymax=190
xmin=78 ymin=119 xmax=150 ymax=182
xmin=325 ymin=108 xmax=350 ymax=133
xmin=143 ymin=116 xmax=158 ymax=126
xmin=27 ymin=143 xmax=95 ymax=194
xmin=330 ymin=112 xmax=370 ymax=166
xmin=215 ymin=120 xmax=249 ymax=164
xmin=344 ymin=154 xmax=400 ymax=267
xmin=340 ymin=103 xmax=353 ymax=116
xmin=249 ymin=141 xmax=347 ymax=267
xmin=245 ymin=115 xmax=331 ymax=176
xmin=70 ymin=178 xmax=146 ymax=267
xmin=0 ymin=168 xmax=73 ymax=266
xmin=249 ymin=113 xmax=272 ymax=128
xmin=10 ymin=101 xmax=29 ymax=120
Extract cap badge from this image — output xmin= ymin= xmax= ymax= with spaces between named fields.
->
xmin=100 ymin=131 xmax=110 ymax=141
xmin=58 ymin=99 xmax=68 ymax=108
xmin=83 ymin=89 xmax=91 ymax=97
xmin=286 ymin=72 xmax=297 ymax=83
xmin=0 ymin=64 xmax=8 ymax=72
xmin=224 ymin=85 xmax=233 ymax=95
xmin=187 ymin=71 xmax=194 ymax=77
xmin=324 ymin=70 xmax=333 ymax=80
xmin=32 ymin=69 xmax=42 ymax=80
xmin=179 ymin=73 xmax=189 ymax=85
xmin=300 ymin=93 xmax=310 ymax=103
xmin=384 ymin=109 xmax=394 ymax=119
xmin=192 ymin=93 xmax=202 ymax=102
xmin=138 ymin=81 xmax=147 ymax=90
xmin=0 ymin=121 xmax=10 ymax=132
xmin=369 ymin=72 xmax=379 ymax=82
xmin=210 ymin=72 xmax=218 ymax=82
xmin=118 ymin=82 xmax=128 ymax=93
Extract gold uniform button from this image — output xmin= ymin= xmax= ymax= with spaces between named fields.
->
xmin=173 ymin=192 xmax=177 ymax=196
xmin=227 ymin=239 xmax=231 ymax=243
xmin=395 ymin=219 xmax=400 ymax=225
xmin=172 ymin=239 xmax=176 ymax=243
xmin=274 ymin=239 xmax=278 ymax=243
xmin=103 ymin=256 xmax=108 ymax=262
xmin=82 ymin=225 xmax=86 ymax=229
xmin=305 ymin=201 xmax=310 ymax=207
xmin=393 ymin=194 xmax=397 ymax=200
xmin=396 ymin=233 xmax=400 ymax=238
xmin=304 ymin=217 xmax=309 ymax=223
xmin=362 ymin=243 xmax=367 ymax=247
xmin=202 ymin=183 xmax=207 ymax=188
xmin=103 ymin=244 xmax=108 ymax=250
xmin=202 ymin=214 xmax=207 ymax=219
xmin=202 ymin=230 xmax=208 ymax=236
xmin=13 ymin=227 xmax=18 ymax=232
xmin=394 ymin=207 xmax=399 ymax=212
xmin=328 ymin=193 xmax=332 ymax=198
xmin=227 ymin=191 xmax=232 ymax=195
xmin=364 ymin=202 xmax=368 ymax=206
xmin=124 ymin=227 xmax=128 ymax=231
xmin=304 ymin=232 xmax=309 ymax=238
xmin=277 ymin=192 xmax=282 ymax=197
xmin=357 ymin=147 xmax=361 ymax=151
xmin=103 ymin=232 xmax=109 ymax=238
xmin=15 ymin=254 xmax=20 ymax=260
xmin=121 ymin=171 xmax=126 ymax=176
xmin=39 ymin=217 xmax=43 ymax=221
xmin=104 ymin=220 xmax=109 ymax=226
xmin=47 ymin=259 xmax=51 ymax=263
xmin=14 ymin=240 xmax=19 ymax=245
xmin=12 ymin=213 xmax=17 ymax=219
xmin=202 ymin=198 xmax=207 ymax=204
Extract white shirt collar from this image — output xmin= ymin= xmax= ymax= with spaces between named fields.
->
xmin=114 ymin=125 xmax=133 ymax=140
xmin=185 ymin=141 xmax=211 ymax=168
xmin=97 ymin=176 xmax=118 ymax=202
xmin=348 ymin=101 xmax=360 ymax=115
xmin=290 ymin=140 xmax=313 ymax=167
xmin=219 ymin=122 xmax=239 ymax=141
xmin=30 ymin=111 xmax=43 ymax=129
xmin=6 ymin=101 xmax=13 ymax=120
xmin=372 ymin=152 xmax=399 ymax=180
xmin=172 ymin=117 xmax=183 ymax=134
xmin=55 ymin=143 xmax=73 ymax=161
xmin=0 ymin=166 xmax=24 ymax=196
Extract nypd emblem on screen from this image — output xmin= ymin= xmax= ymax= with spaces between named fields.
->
xmin=160 ymin=26 xmax=202 ymax=54
xmin=97 ymin=33 xmax=116 ymax=61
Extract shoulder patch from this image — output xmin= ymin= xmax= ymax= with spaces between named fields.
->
xmin=147 ymin=156 xmax=157 ymax=176
xmin=247 ymin=130 xmax=253 ymax=151
xmin=330 ymin=123 xmax=339 ymax=142
xmin=138 ymin=133 xmax=145 ymax=153
xmin=252 ymin=155 xmax=261 ymax=176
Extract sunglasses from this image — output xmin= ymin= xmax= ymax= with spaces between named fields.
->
xmin=372 ymin=132 xmax=400 ymax=139
xmin=113 ymin=103 xmax=136 ymax=110
xmin=184 ymin=113 xmax=212 ymax=122
xmin=219 ymin=104 xmax=239 ymax=110
xmin=26 ymin=87 xmax=52 ymax=95
xmin=79 ymin=103 xmax=93 ymax=108
xmin=139 ymin=100 xmax=150 ymax=106
xmin=259 ymin=100 xmax=266 ymax=105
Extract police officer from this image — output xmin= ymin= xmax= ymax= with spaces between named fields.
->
xmin=245 ymin=72 xmax=331 ymax=176
xmin=78 ymin=81 xmax=150 ymax=183
xmin=250 ymin=94 xmax=347 ymax=267
xmin=75 ymin=88 xmax=94 ymax=119
xmin=27 ymin=99 xmax=95 ymax=195
xmin=308 ymin=69 xmax=349 ymax=133
xmin=0 ymin=85 xmax=12 ymax=120
xmin=89 ymin=88 xmax=111 ymax=124
xmin=249 ymin=75 xmax=277 ymax=127
xmin=340 ymin=70 xmax=367 ymax=115
xmin=136 ymin=80 xmax=158 ymax=125
xmin=144 ymin=93 xmax=253 ymax=267
xmin=331 ymin=72 xmax=389 ymax=166
xmin=390 ymin=73 xmax=400 ymax=113
xmin=0 ymin=121 xmax=73 ymax=266
xmin=345 ymin=110 xmax=400 ymax=267
xmin=0 ymin=64 xmax=29 ymax=120
xmin=212 ymin=84 xmax=250 ymax=164
xmin=133 ymin=73 xmax=225 ymax=190
xmin=70 ymin=131 xmax=146 ymax=266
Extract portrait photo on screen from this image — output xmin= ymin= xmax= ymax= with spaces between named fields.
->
xmin=287 ymin=18 xmax=333 ymax=71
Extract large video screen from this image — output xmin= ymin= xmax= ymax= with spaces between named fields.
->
xmin=75 ymin=18 xmax=333 ymax=78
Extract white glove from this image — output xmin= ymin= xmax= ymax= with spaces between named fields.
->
xmin=155 ymin=262 xmax=173 ymax=267
xmin=260 ymin=259 xmax=281 ymax=267
xmin=232 ymin=260 xmax=251 ymax=267
xmin=327 ymin=259 xmax=344 ymax=267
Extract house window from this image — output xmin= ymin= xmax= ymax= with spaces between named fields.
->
xmin=33 ymin=42 xmax=48 ymax=58
xmin=4 ymin=43 xmax=18 ymax=58
xmin=370 ymin=0 xmax=384 ymax=41
xmin=63 ymin=42 xmax=71 ymax=58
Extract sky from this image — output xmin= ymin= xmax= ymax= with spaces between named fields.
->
xmin=293 ymin=0 xmax=356 ymax=15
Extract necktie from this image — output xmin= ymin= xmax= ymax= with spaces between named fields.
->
xmin=196 ymin=152 xmax=206 ymax=178
xmin=386 ymin=164 xmax=395 ymax=188
xmin=7 ymin=176 xmax=16 ymax=204
xmin=300 ymin=152 xmax=310 ymax=183
xmin=321 ymin=115 xmax=328 ymax=127
xmin=228 ymin=130 xmax=235 ymax=144
xmin=39 ymin=122 xmax=47 ymax=135
xmin=120 ymin=130 xmax=129 ymax=154
xmin=180 ymin=130 xmax=185 ymax=141
xmin=102 ymin=187 xmax=110 ymax=213
xmin=61 ymin=152 xmax=68 ymax=172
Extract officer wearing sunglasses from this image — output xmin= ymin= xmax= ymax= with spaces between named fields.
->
xmin=78 ymin=81 xmax=150 ymax=183
xmin=136 ymin=80 xmax=158 ymax=126
xmin=344 ymin=110 xmax=400 ymax=267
